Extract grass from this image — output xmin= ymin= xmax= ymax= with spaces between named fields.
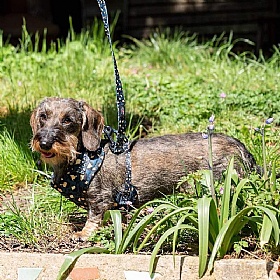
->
xmin=0 ymin=21 xmax=280 ymax=266
xmin=0 ymin=127 xmax=35 ymax=190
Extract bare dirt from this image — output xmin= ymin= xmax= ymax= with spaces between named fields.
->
xmin=0 ymin=187 xmax=93 ymax=254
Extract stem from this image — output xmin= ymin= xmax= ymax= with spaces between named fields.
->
xmin=262 ymin=127 xmax=268 ymax=183
xmin=208 ymin=129 xmax=217 ymax=205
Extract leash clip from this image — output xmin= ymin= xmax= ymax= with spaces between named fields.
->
xmin=103 ymin=125 xmax=128 ymax=154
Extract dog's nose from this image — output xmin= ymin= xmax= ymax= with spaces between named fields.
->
xmin=39 ymin=141 xmax=53 ymax=151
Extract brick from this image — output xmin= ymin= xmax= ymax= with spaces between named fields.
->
xmin=69 ymin=267 xmax=100 ymax=280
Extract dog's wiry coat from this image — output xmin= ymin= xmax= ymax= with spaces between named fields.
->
xmin=30 ymin=97 xmax=256 ymax=240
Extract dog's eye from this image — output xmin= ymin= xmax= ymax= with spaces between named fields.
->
xmin=39 ymin=113 xmax=47 ymax=121
xmin=62 ymin=117 xmax=72 ymax=125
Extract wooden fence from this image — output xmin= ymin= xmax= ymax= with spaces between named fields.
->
xmin=83 ymin=0 xmax=279 ymax=51
xmin=0 ymin=0 xmax=279 ymax=50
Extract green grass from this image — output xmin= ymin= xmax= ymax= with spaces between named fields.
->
xmin=0 ymin=177 xmax=85 ymax=249
xmin=0 ymin=22 xmax=280 ymax=265
xmin=0 ymin=127 xmax=35 ymax=190
xmin=1 ymin=27 xmax=280 ymax=190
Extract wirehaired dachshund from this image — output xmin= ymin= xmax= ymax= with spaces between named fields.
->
xmin=30 ymin=97 xmax=256 ymax=240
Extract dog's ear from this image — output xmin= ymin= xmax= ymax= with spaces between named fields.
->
xmin=30 ymin=108 xmax=39 ymax=135
xmin=81 ymin=102 xmax=104 ymax=151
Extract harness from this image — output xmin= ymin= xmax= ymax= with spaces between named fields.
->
xmin=51 ymin=0 xmax=137 ymax=209
xmin=51 ymin=145 xmax=105 ymax=209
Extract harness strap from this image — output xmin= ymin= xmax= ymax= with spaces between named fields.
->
xmin=51 ymin=147 xmax=105 ymax=209
xmin=96 ymin=0 xmax=137 ymax=208
xmin=113 ymin=141 xmax=138 ymax=207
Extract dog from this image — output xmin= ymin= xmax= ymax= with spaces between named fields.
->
xmin=30 ymin=97 xmax=256 ymax=240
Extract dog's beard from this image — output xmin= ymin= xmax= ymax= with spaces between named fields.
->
xmin=31 ymin=135 xmax=79 ymax=166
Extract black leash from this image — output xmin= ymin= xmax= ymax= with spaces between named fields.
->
xmin=96 ymin=0 xmax=138 ymax=208
xmin=96 ymin=0 xmax=126 ymax=154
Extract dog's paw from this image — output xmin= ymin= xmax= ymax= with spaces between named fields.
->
xmin=71 ymin=220 xmax=99 ymax=242
xmin=71 ymin=231 xmax=89 ymax=242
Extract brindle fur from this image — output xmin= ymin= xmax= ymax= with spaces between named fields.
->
xmin=30 ymin=97 xmax=256 ymax=240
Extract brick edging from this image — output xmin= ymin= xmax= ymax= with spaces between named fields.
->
xmin=0 ymin=252 xmax=279 ymax=280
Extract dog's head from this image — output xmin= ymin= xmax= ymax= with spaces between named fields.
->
xmin=30 ymin=97 xmax=104 ymax=166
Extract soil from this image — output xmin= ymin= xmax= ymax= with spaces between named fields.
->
xmin=0 ymin=187 xmax=94 ymax=254
xmin=0 ymin=188 xmax=199 ymax=255
xmin=0 ymin=235 xmax=92 ymax=254
xmin=0 ymin=187 xmax=278 ymax=263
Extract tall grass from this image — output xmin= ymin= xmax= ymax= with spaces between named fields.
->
xmin=125 ymin=35 xmax=280 ymax=132
xmin=1 ymin=26 xmax=280 ymax=130
xmin=0 ymin=181 xmax=81 ymax=249
xmin=0 ymin=128 xmax=35 ymax=190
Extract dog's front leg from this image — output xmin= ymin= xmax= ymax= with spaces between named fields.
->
xmin=72 ymin=210 xmax=102 ymax=242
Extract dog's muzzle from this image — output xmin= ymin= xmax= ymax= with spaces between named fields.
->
xmin=39 ymin=140 xmax=53 ymax=151
xmin=34 ymin=128 xmax=59 ymax=158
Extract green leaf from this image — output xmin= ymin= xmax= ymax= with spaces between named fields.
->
xmin=208 ymin=205 xmax=280 ymax=272
xmin=231 ymin=178 xmax=249 ymax=216
xmin=257 ymin=206 xmax=279 ymax=245
xmin=137 ymin=206 xmax=195 ymax=252
xmin=107 ymin=210 xmax=123 ymax=253
xmin=208 ymin=198 xmax=219 ymax=244
xmin=149 ymin=224 xmax=197 ymax=275
xmin=197 ymin=197 xmax=211 ymax=278
xmin=270 ymin=159 xmax=277 ymax=193
xmin=121 ymin=200 xmax=177 ymax=248
xmin=208 ymin=207 xmax=251 ymax=272
xmin=260 ymin=213 xmax=272 ymax=247
xmin=172 ymin=215 xmax=187 ymax=264
xmin=219 ymin=157 xmax=234 ymax=228
xmin=56 ymin=247 xmax=109 ymax=280
xmin=124 ymin=201 xmax=179 ymax=253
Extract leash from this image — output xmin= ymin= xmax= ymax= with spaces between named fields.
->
xmin=96 ymin=0 xmax=126 ymax=154
xmin=96 ymin=0 xmax=138 ymax=208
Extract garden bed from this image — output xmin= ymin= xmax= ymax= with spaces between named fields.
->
xmin=0 ymin=175 xmax=279 ymax=279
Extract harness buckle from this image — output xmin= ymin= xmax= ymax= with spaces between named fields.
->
xmin=114 ymin=183 xmax=138 ymax=209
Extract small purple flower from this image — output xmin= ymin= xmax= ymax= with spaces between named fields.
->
xmin=220 ymin=92 xmax=227 ymax=98
xmin=254 ymin=127 xmax=263 ymax=135
xmin=265 ymin=117 xmax=274 ymax=125
xmin=202 ymin=132 xmax=208 ymax=139
xmin=146 ymin=207 xmax=154 ymax=214
xmin=208 ymin=124 xmax=215 ymax=131
xmin=209 ymin=115 xmax=215 ymax=123
xmin=219 ymin=187 xmax=224 ymax=194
